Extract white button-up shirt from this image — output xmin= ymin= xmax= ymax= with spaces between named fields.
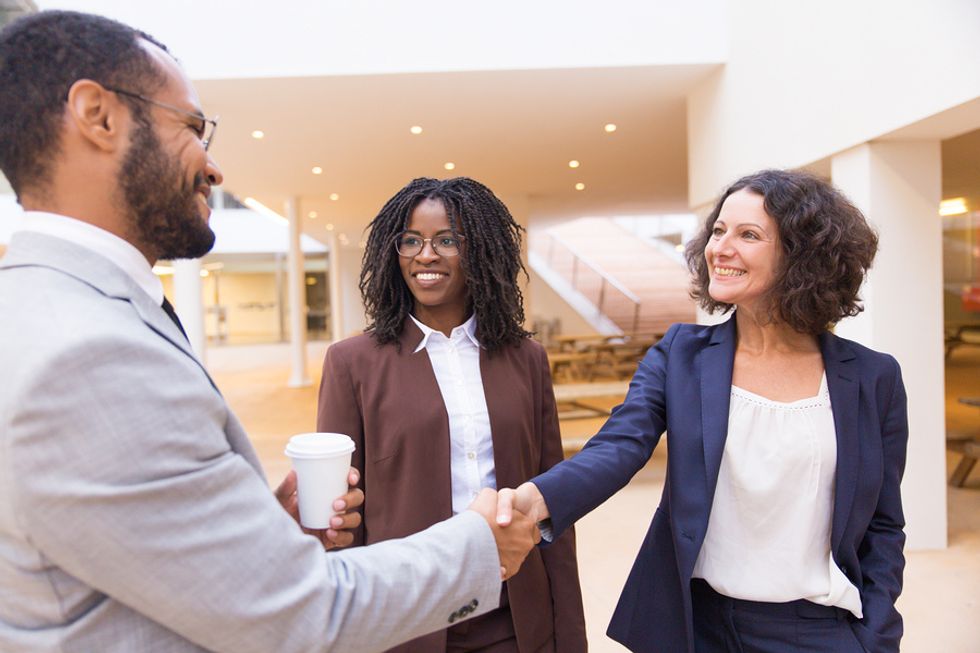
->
xmin=410 ymin=314 xmax=497 ymax=515
xmin=15 ymin=211 xmax=163 ymax=304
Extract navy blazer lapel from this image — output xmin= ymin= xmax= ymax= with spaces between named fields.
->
xmin=700 ymin=317 xmax=737 ymax=498
xmin=820 ymin=331 xmax=860 ymax=555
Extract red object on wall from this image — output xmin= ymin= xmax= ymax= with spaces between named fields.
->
xmin=963 ymin=284 xmax=980 ymax=313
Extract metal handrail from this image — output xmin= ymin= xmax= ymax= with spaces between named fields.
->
xmin=546 ymin=231 xmax=642 ymax=334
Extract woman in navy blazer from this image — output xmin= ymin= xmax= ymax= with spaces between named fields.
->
xmin=500 ymin=170 xmax=908 ymax=653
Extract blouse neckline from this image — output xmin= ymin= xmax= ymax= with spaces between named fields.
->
xmin=730 ymin=372 xmax=829 ymax=409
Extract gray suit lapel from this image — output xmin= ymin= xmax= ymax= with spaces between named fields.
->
xmin=1 ymin=232 xmax=219 ymax=392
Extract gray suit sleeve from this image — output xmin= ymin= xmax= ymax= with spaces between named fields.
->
xmin=5 ymin=332 xmax=501 ymax=652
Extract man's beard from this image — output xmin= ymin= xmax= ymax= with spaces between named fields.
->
xmin=120 ymin=120 xmax=216 ymax=260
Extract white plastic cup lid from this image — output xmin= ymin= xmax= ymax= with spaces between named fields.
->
xmin=284 ymin=432 xmax=355 ymax=459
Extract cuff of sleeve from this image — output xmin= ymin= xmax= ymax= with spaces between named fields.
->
xmin=537 ymin=518 xmax=554 ymax=544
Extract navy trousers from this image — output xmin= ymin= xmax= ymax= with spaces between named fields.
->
xmin=691 ymin=579 xmax=866 ymax=653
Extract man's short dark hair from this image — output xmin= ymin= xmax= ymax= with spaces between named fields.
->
xmin=0 ymin=10 xmax=170 ymax=198
xmin=685 ymin=169 xmax=879 ymax=335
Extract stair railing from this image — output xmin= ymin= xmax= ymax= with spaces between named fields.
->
xmin=546 ymin=231 xmax=641 ymax=334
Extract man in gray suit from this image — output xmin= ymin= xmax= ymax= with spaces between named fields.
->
xmin=0 ymin=11 xmax=539 ymax=653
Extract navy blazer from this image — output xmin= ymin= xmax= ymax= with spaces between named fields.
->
xmin=534 ymin=318 xmax=908 ymax=653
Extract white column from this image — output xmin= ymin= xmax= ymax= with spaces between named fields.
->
xmin=327 ymin=231 xmax=344 ymax=344
xmin=173 ymin=258 xmax=206 ymax=362
xmin=285 ymin=197 xmax=311 ymax=387
xmin=831 ymin=141 xmax=946 ymax=550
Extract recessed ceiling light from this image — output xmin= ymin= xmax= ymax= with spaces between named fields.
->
xmin=329 ymin=193 xmax=340 ymax=201
xmin=326 ymin=223 xmax=334 ymax=231
xmin=568 ymin=160 xmax=580 ymax=169
xmin=674 ymin=243 xmax=685 ymax=253
xmin=251 ymin=130 xmax=265 ymax=139
xmin=308 ymin=211 xmax=318 ymax=219
xmin=575 ymin=182 xmax=586 ymax=191
xmin=410 ymin=125 xmax=423 ymax=135
xmin=311 ymin=166 xmax=323 ymax=175
xmin=444 ymin=162 xmax=456 ymax=171
xmin=604 ymin=123 xmax=617 ymax=133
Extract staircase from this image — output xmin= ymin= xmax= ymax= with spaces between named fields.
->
xmin=529 ymin=217 xmax=696 ymax=335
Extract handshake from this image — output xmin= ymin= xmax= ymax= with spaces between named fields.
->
xmin=278 ymin=468 xmax=550 ymax=581
xmin=467 ymin=483 xmax=550 ymax=580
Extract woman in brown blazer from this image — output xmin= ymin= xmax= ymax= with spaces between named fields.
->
xmin=317 ymin=177 xmax=586 ymax=653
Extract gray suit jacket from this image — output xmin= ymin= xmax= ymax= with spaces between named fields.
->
xmin=0 ymin=232 xmax=502 ymax=653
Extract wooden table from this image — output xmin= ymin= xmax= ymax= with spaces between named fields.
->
xmin=949 ymin=397 xmax=980 ymax=487
xmin=945 ymin=324 xmax=980 ymax=358
xmin=553 ymin=381 xmax=631 ymax=452
xmin=552 ymin=333 xmax=618 ymax=352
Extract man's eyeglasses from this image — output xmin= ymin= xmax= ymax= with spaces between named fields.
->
xmin=104 ymin=86 xmax=219 ymax=151
xmin=394 ymin=232 xmax=463 ymax=258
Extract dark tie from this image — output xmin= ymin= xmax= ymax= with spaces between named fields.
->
xmin=161 ymin=297 xmax=189 ymax=340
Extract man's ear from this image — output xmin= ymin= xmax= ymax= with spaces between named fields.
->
xmin=65 ymin=79 xmax=128 ymax=153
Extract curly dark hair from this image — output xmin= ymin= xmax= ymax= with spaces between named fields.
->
xmin=360 ymin=177 xmax=531 ymax=353
xmin=685 ymin=169 xmax=878 ymax=335
xmin=0 ymin=11 xmax=169 ymax=199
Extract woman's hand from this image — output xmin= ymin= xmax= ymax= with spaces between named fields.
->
xmin=275 ymin=467 xmax=364 ymax=550
xmin=495 ymin=482 xmax=549 ymax=527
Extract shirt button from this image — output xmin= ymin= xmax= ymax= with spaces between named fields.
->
xmin=467 ymin=452 xmax=476 ymax=460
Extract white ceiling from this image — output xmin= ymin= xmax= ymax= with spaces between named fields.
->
xmin=197 ymin=64 xmax=719 ymax=245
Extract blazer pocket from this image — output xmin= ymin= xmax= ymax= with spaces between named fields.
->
xmin=371 ymin=442 xmax=402 ymax=464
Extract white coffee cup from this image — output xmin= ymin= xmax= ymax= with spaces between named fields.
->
xmin=284 ymin=432 xmax=356 ymax=529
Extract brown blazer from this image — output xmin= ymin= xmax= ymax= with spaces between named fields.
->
xmin=317 ymin=319 xmax=587 ymax=653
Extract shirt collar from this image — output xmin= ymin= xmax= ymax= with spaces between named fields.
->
xmin=16 ymin=211 xmax=164 ymax=305
xmin=409 ymin=313 xmax=481 ymax=353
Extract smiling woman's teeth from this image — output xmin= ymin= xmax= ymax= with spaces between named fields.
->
xmin=416 ymin=272 xmax=443 ymax=281
xmin=714 ymin=267 xmax=745 ymax=277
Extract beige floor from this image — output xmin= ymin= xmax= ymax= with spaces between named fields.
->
xmin=209 ymin=342 xmax=980 ymax=653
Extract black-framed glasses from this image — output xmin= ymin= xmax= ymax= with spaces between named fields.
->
xmin=105 ymin=86 xmax=219 ymax=151
xmin=394 ymin=232 xmax=463 ymax=258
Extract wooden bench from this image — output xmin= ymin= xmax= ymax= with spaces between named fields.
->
xmin=553 ymin=381 xmax=630 ymax=420
xmin=547 ymin=351 xmax=599 ymax=383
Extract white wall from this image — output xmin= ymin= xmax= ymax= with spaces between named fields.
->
xmin=528 ymin=270 xmax=600 ymax=337
xmin=37 ymin=0 xmax=728 ymax=79
xmin=687 ymin=0 xmax=980 ymax=206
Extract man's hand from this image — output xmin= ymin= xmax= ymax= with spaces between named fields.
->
xmin=467 ymin=488 xmax=540 ymax=580
xmin=495 ymin=482 xmax=549 ymax=527
xmin=275 ymin=467 xmax=364 ymax=550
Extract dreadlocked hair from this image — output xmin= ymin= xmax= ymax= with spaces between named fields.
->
xmin=360 ymin=177 xmax=532 ymax=354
